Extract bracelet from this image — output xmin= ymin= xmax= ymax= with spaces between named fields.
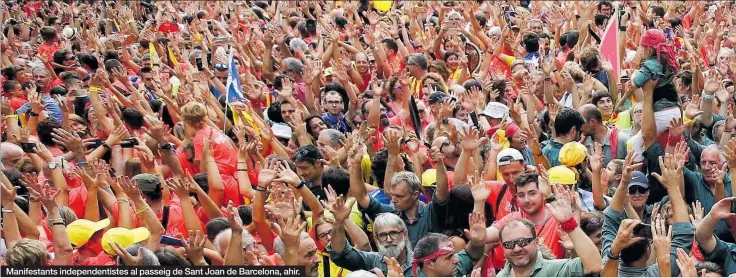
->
xmin=605 ymin=249 xmax=620 ymax=260
xmin=115 ymin=199 xmax=129 ymax=204
xmin=51 ymin=221 xmax=66 ymax=226
xmin=46 ymin=217 xmax=64 ymax=223
xmin=4 ymin=115 xmax=18 ymax=120
xmin=237 ymin=169 xmax=248 ymax=172
xmin=76 ymin=160 xmax=88 ymax=167
xmin=135 ymin=205 xmax=150 ymax=215
xmin=255 ymin=187 xmax=268 ymax=192
xmin=295 ymin=180 xmax=306 ymax=189
xmin=559 ymin=217 xmax=578 ymax=233
xmin=2 ymin=209 xmax=14 ymax=213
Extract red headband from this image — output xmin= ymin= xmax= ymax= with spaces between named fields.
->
xmin=411 ymin=246 xmax=454 ymax=277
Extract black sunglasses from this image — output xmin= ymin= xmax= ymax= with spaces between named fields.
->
xmin=502 ymin=237 xmax=535 ymax=249
xmin=628 ymin=186 xmax=648 ymax=195
xmin=215 ymin=63 xmax=229 ymax=71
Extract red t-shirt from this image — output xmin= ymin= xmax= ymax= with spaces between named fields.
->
xmin=44 ymin=78 xmax=64 ymax=93
xmin=486 ymin=181 xmax=514 ymax=221
xmin=72 ymin=251 xmax=116 ymax=266
xmin=10 ymin=97 xmax=27 ymax=111
xmin=156 ymin=196 xmax=188 ymax=239
xmin=193 ymin=126 xmax=238 ymax=176
xmin=38 ymin=42 xmax=60 ymax=60
xmin=488 ymin=211 xmax=564 ymax=270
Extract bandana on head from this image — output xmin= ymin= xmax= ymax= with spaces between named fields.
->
xmin=411 ymin=246 xmax=454 ymax=277
xmin=641 ymin=29 xmax=679 ymax=72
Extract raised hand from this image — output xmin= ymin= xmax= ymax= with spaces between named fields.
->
xmin=118 ymin=176 xmax=141 ymax=200
xmin=557 ymin=229 xmax=574 ymax=250
xmin=322 ymin=193 xmax=355 ymax=223
xmin=459 ymin=127 xmax=487 ymax=151
xmin=690 ymin=200 xmax=704 ymax=229
xmin=227 ymin=201 xmax=243 ymax=234
xmin=667 ymin=118 xmax=686 ymax=140
xmin=463 ymin=211 xmax=487 ymax=243
xmin=109 ymin=243 xmax=144 ymax=266
xmin=724 ymin=138 xmax=736 ymax=168
xmin=651 ymin=216 xmax=672 ymax=260
xmin=143 ymin=116 xmax=169 ymax=143
xmin=257 ymin=159 xmax=281 ymax=187
xmin=620 ymin=151 xmax=643 ymax=183
xmin=708 ymin=197 xmax=736 ymax=221
xmin=166 ymin=178 xmax=191 ymax=199
xmin=589 ymin=142 xmax=604 ymax=171
xmin=181 ymin=230 xmax=207 ymax=265
xmin=27 ymin=182 xmax=59 ymax=210
xmin=546 ymin=183 xmax=574 ymax=222
xmin=276 ymin=211 xmax=307 ymax=248
xmin=651 ymin=153 xmax=684 ymax=191
xmin=468 ymin=170 xmax=491 ymax=202
xmin=675 ymin=248 xmax=698 ymax=278
xmin=274 ymin=161 xmax=302 ymax=187
xmin=611 ymin=219 xmax=646 ymax=253
xmin=51 ymin=128 xmax=84 ymax=153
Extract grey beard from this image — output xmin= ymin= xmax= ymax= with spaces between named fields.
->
xmin=377 ymin=239 xmax=407 ymax=258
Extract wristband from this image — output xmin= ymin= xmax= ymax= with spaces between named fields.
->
xmin=667 ymin=134 xmax=682 ymax=146
xmin=76 ymin=160 xmax=88 ymax=167
xmin=27 ymin=111 xmax=39 ymax=117
xmin=51 ymin=221 xmax=66 ymax=226
xmin=682 ymin=115 xmax=696 ymax=126
xmin=255 ymin=187 xmax=268 ymax=192
xmin=295 ymin=180 xmax=307 ymax=189
xmin=4 ymin=114 xmax=18 ymax=120
xmin=2 ymin=209 xmax=14 ymax=213
xmin=135 ymin=205 xmax=150 ymax=215
xmin=559 ymin=217 xmax=578 ymax=233
xmin=237 ymin=169 xmax=248 ymax=172
xmin=606 ymin=249 xmax=620 ymax=260
xmin=545 ymin=195 xmax=556 ymax=203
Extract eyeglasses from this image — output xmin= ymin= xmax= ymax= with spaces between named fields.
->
xmin=376 ymin=230 xmax=403 ymax=241
xmin=501 ymin=237 xmax=535 ymax=249
xmin=628 ymin=186 xmax=648 ymax=195
xmin=317 ymin=230 xmax=332 ymax=240
xmin=326 ymin=100 xmax=342 ymax=106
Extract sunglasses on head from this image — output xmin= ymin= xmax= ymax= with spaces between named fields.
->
xmin=628 ymin=186 xmax=648 ymax=195
xmin=502 ymin=237 xmax=535 ymax=249
xmin=214 ymin=63 xmax=229 ymax=71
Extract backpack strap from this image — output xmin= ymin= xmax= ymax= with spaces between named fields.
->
xmin=495 ymin=184 xmax=508 ymax=215
xmin=609 ymin=128 xmax=619 ymax=159
xmin=161 ymin=205 xmax=170 ymax=230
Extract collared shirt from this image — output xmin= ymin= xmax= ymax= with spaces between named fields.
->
xmin=416 ymin=250 xmax=476 ymax=277
xmin=359 ymin=194 xmax=448 ymax=247
xmin=542 ymin=140 xmax=565 ymax=168
xmin=16 ymin=95 xmax=63 ymax=124
xmin=601 ymin=207 xmax=694 ymax=277
xmin=496 ymin=252 xmax=584 ymax=277
xmin=327 ymin=242 xmax=414 ymax=277
xmin=582 ymin=127 xmax=630 ymax=166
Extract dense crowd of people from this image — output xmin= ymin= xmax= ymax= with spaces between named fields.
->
xmin=2 ymin=0 xmax=736 ymax=277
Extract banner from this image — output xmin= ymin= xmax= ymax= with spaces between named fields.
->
xmin=599 ymin=9 xmax=620 ymax=81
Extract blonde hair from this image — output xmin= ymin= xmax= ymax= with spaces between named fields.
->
xmin=180 ymin=102 xmax=207 ymax=126
xmin=6 ymin=239 xmax=48 ymax=266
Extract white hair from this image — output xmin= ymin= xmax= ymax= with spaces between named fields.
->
xmin=213 ymin=229 xmax=255 ymax=256
xmin=289 ymin=38 xmax=309 ymax=53
xmin=373 ymin=213 xmax=407 ymax=234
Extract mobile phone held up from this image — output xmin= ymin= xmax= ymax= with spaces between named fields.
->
xmin=159 ymin=235 xmax=183 ymax=247
xmin=120 ymin=138 xmax=139 ymax=148
xmin=20 ymin=142 xmax=37 ymax=153
xmin=633 ymin=223 xmax=652 ymax=240
xmin=195 ymin=57 xmax=204 ymax=71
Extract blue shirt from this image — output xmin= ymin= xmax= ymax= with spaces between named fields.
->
xmin=16 ymin=95 xmax=62 ymax=124
xmin=542 ymin=140 xmax=565 ymax=167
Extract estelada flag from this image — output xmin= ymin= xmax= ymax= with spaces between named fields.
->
xmin=599 ymin=10 xmax=620 ymax=81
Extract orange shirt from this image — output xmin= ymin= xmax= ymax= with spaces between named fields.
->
xmin=155 ymin=196 xmax=187 ymax=239
xmin=38 ymin=42 xmax=60 ymax=60
xmin=72 ymin=252 xmax=116 ymax=266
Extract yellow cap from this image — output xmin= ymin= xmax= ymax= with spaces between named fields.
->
xmin=422 ymin=169 xmax=437 ymax=187
xmin=101 ymin=227 xmax=152 ymax=255
xmin=374 ymin=0 xmax=392 ymax=12
xmin=547 ymin=166 xmax=577 ymax=185
xmin=558 ymin=142 xmax=587 ymax=167
xmin=66 ymin=218 xmax=111 ymax=247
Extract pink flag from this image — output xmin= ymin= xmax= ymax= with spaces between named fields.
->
xmin=599 ymin=14 xmax=620 ymax=81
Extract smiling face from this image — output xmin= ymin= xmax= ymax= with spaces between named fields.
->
xmin=596 ymin=96 xmax=614 ymax=118
xmin=514 ymin=181 xmax=543 ymax=215
xmin=501 ymin=221 xmax=538 ymax=268
xmin=701 ymin=148 xmax=723 ymax=184
xmin=315 ymin=222 xmax=333 ymax=248
xmin=627 ymin=185 xmax=649 ymax=210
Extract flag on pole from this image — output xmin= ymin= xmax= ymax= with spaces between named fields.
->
xmin=599 ymin=8 xmax=620 ymax=82
xmin=225 ymin=51 xmax=260 ymax=134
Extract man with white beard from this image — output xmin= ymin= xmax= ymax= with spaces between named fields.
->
xmin=328 ymin=213 xmax=413 ymax=276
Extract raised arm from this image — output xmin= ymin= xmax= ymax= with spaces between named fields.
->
xmin=548 ymin=184 xmax=603 ymax=274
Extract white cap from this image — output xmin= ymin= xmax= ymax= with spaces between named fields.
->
xmin=62 ymin=26 xmax=78 ymax=40
xmin=481 ymin=102 xmax=509 ymax=119
xmin=497 ymin=148 xmax=524 ymax=166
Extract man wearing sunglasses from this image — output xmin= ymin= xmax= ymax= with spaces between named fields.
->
xmin=626 ymin=171 xmax=653 ymax=224
xmin=492 ymin=180 xmax=603 ymax=276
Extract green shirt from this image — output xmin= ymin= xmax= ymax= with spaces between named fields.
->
xmin=327 ymin=242 xmax=415 ymax=277
xmin=416 ymin=250 xmax=476 ymax=277
xmin=496 ymin=252 xmax=584 ymax=277
xmin=601 ymin=207 xmax=694 ymax=277
xmin=632 ymin=56 xmax=677 ymax=111
xmin=582 ymin=127 xmax=630 ymax=166
xmin=359 ymin=194 xmax=448 ymax=247
xmin=542 ymin=140 xmax=565 ymax=168
xmin=702 ymin=235 xmax=736 ymax=275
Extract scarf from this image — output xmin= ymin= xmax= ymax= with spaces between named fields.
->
xmin=412 ymin=246 xmax=454 ymax=277
xmin=322 ymin=113 xmax=347 ymax=132
xmin=641 ymin=29 xmax=679 ymax=72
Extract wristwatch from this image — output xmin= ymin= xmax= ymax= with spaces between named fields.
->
xmin=28 ymin=111 xmax=39 ymax=117
xmin=48 ymin=162 xmax=58 ymax=170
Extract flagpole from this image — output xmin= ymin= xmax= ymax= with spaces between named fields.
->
xmin=224 ymin=51 xmax=232 ymax=132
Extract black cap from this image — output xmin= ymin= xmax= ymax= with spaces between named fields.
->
xmin=428 ymin=91 xmax=448 ymax=105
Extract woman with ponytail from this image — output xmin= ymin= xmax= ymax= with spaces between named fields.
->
xmin=629 ymin=29 xmax=682 ymax=162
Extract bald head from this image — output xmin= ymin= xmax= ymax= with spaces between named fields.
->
xmin=579 ymin=104 xmax=603 ymax=124
xmin=0 ymin=143 xmax=24 ymax=169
